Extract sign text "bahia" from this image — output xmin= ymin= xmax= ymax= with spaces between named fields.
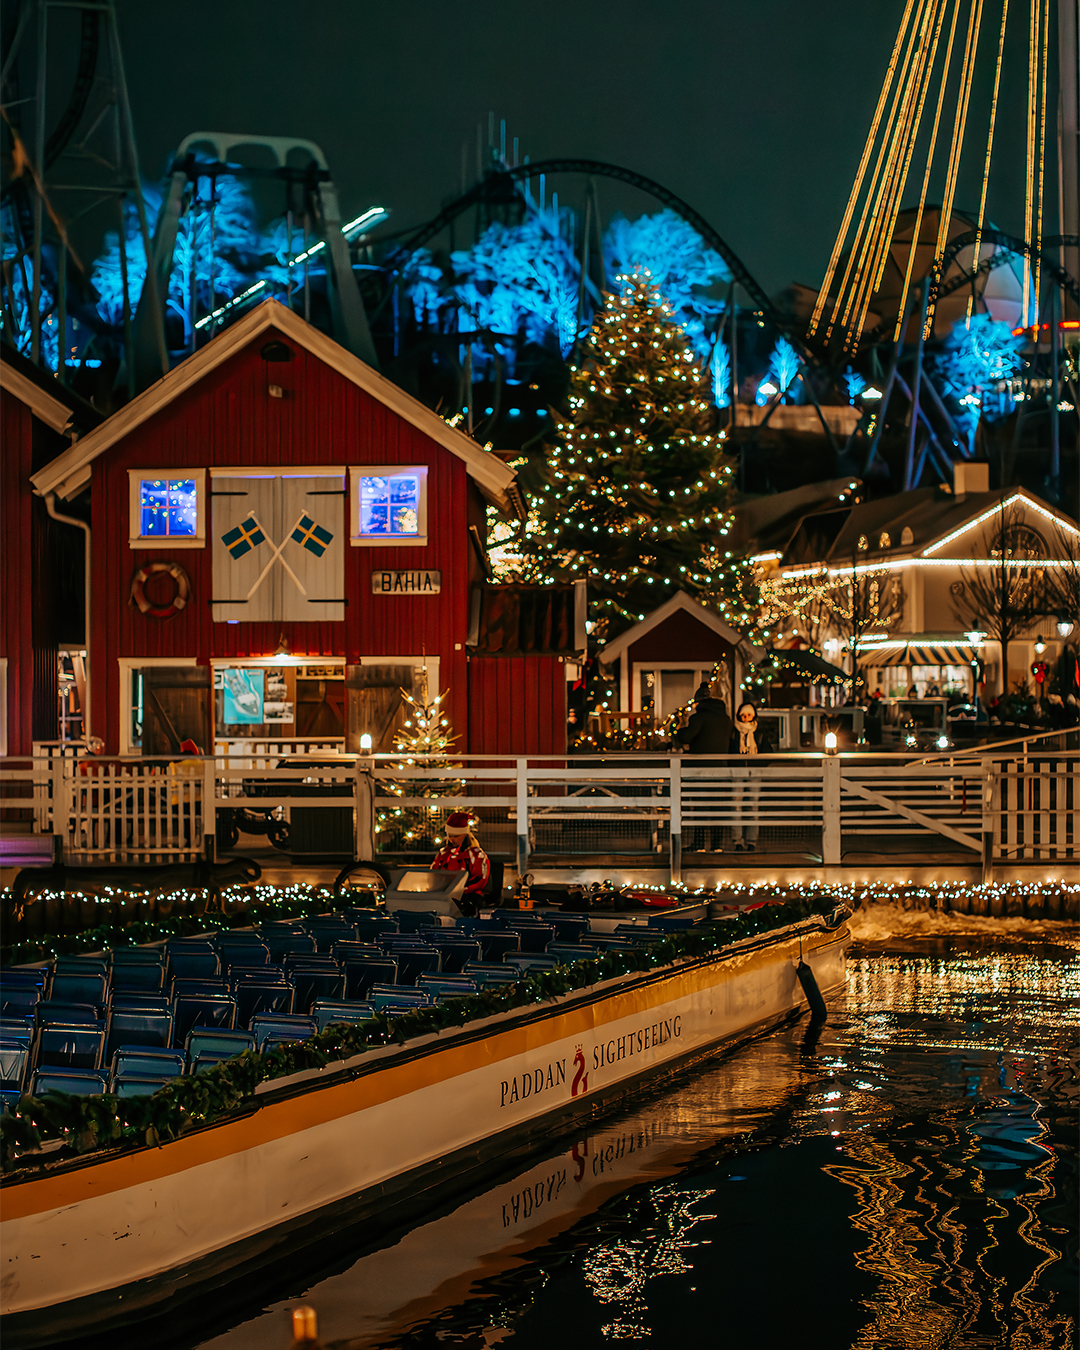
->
xmin=371 ymin=570 xmax=442 ymax=595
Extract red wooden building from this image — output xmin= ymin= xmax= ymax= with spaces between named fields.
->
xmin=29 ymin=301 xmax=574 ymax=758
xmin=1 ymin=348 xmax=101 ymax=756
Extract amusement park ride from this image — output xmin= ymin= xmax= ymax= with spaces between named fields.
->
xmin=1 ymin=0 xmax=1078 ymax=503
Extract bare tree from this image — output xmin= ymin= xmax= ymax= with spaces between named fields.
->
xmin=808 ymin=557 xmax=905 ymax=688
xmin=950 ymin=500 xmax=1053 ymax=695
xmin=1045 ymin=522 xmax=1080 ymax=629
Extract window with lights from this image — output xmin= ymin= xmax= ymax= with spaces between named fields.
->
xmin=128 ymin=470 xmax=206 ymax=547
xmin=350 ymin=466 xmax=428 ymax=546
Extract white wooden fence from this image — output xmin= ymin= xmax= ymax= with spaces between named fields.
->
xmin=1 ymin=736 xmax=1076 ymax=878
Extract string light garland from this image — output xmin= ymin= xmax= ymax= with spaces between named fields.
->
xmin=376 ymin=682 xmax=467 ymax=850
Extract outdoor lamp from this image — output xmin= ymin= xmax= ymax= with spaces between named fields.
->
xmin=359 ymin=734 xmax=373 ymax=751
xmin=1057 ymin=618 xmax=1075 ymax=639
xmin=936 ymin=734 xmax=950 ymax=750
xmin=824 ymin=731 xmax=838 ymax=754
xmin=965 ymin=630 xmax=987 ymax=647
xmin=1034 ymin=636 xmax=1046 ymax=654
xmin=862 ymin=386 xmax=883 ymax=400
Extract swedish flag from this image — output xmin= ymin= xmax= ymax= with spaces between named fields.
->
xmin=291 ymin=513 xmax=334 ymax=557
xmin=222 ymin=517 xmax=265 ymax=559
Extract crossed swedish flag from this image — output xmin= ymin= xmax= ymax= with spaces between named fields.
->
xmin=222 ymin=516 xmax=265 ymax=559
xmin=291 ymin=513 xmax=334 ymax=557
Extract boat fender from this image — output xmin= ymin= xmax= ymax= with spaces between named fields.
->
xmin=796 ymin=960 xmax=827 ymax=1022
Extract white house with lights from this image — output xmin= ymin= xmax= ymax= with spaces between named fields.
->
xmin=758 ymin=463 xmax=1079 ymax=700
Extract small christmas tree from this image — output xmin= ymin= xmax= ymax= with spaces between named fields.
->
xmin=525 ymin=273 xmax=756 ymax=643
xmin=376 ymin=682 xmax=464 ymax=852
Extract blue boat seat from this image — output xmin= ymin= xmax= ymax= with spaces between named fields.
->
xmin=395 ymin=910 xmax=441 ymax=934
xmin=48 ymin=972 xmax=108 ymax=1010
xmin=185 ymin=1028 xmax=255 ymax=1064
xmin=416 ymin=976 xmax=479 ymax=1001
xmin=113 ymin=1076 xmax=174 ymax=1098
xmin=549 ymin=915 xmax=590 ymax=943
xmin=545 ymin=943 xmax=595 ymax=963
xmin=108 ymin=994 xmax=170 ymax=1014
xmin=501 ymin=924 xmax=554 ymax=954
xmin=581 ymin=936 xmax=633 ymax=952
xmin=424 ymin=936 xmax=483 ymax=973
xmin=53 ymin=957 xmax=108 ymax=976
xmin=109 ymin=948 xmax=164 ymax=965
xmin=476 ymin=932 xmax=521 ymax=962
xmin=299 ymin=921 xmax=357 ymax=952
xmin=287 ymin=968 xmax=346 ymax=1014
xmin=0 ymin=1041 xmax=30 ymax=1090
xmin=236 ymin=983 xmax=294 ymax=1026
xmin=105 ymin=1007 xmax=173 ymax=1062
xmin=171 ymin=977 xmax=230 ymax=998
xmin=34 ymin=1023 xmax=105 ymax=1071
xmin=109 ymin=1047 xmax=185 ymax=1081
xmin=312 ymin=1000 xmax=375 ymax=1030
xmin=35 ymin=1001 xmax=100 ymax=1027
xmin=384 ymin=949 xmax=441 ymax=987
xmin=250 ymin=1015 xmax=317 ymax=1052
xmin=332 ymin=941 xmax=384 ymax=963
xmin=503 ymin=954 xmax=560 ymax=972
xmin=368 ymin=985 xmax=431 ymax=1013
xmin=462 ymin=962 xmax=520 ymax=986
xmin=261 ymin=932 xmax=318 ymax=962
xmin=342 ymin=957 xmax=398 ymax=1001
xmin=0 ymin=1018 xmax=35 ymax=1047
xmin=1 ymin=969 xmax=47 ymax=989
xmin=352 ymin=916 xmax=400 ymax=942
xmin=164 ymin=944 xmax=220 ymax=980
xmin=172 ymin=994 xmax=237 ymax=1046
xmin=0 ymin=1085 xmax=23 ymax=1113
xmin=31 ymin=1068 xmax=107 ymax=1098
xmin=0 ymin=985 xmax=41 ymax=1019
xmin=111 ymin=964 xmax=166 ymax=994
xmin=188 ymin=1051 xmax=239 ymax=1073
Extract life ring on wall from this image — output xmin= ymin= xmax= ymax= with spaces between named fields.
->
xmin=130 ymin=561 xmax=191 ymax=619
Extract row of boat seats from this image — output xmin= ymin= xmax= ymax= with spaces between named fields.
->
xmin=0 ymin=909 xmax=693 ymax=1105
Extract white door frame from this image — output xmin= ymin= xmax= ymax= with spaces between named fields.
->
xmin=117 ymin=656 xmax=198 ymax=755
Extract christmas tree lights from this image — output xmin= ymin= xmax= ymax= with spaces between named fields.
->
xmin=376 ymin=683 xmax=466 ymax=850
xmin=523 ymin=274 xmax=758 ymax=644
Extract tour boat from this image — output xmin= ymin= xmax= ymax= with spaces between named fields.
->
xmin=0 ymin=905 xmax=849 ymax=1346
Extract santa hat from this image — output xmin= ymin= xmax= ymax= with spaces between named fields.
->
xmin=179 ymin=739 xmax=201 ymax=755
xmin=445 ymin=812 xmax=477 ymax=836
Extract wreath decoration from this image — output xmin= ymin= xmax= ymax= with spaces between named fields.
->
xmin=130 ymin=561 xmax=191 ymax=619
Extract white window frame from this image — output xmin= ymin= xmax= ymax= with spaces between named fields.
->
xmin=349 ymin=465 xmax=429 ymax=547
xmin=117 ymin=656 xmax=198 ymax=754
xmin=631 ymin=662 xmax=718 ymax=722
xmin=128 ymin=469 xmax=207 ymax=549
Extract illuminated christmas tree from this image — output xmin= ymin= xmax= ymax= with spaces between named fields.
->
xmin=376 ymin=683 xmax=465 ymax=851
xmin=525 ymin=273 xmax=756 ymax=643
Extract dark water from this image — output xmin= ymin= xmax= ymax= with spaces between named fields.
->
xmin=200 ymin=932 xmax=1079 ymax=1350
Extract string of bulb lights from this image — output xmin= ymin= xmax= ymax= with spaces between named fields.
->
xmin=808 ymin=0 xmax=1054 ymax=351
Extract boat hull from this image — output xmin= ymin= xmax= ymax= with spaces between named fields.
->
xmin=0 ymin=920 xmax=847 ymax=1343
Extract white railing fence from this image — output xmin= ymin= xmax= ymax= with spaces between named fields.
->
xmin=1 ymin=743 xmax=1076 ymax=877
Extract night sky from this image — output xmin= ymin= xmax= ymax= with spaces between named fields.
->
xmin=117 ymin=2 xmax=1028 ymax=296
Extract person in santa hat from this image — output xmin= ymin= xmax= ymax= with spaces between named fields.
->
xmin=431 ymin=812 xmax=491 ymax=904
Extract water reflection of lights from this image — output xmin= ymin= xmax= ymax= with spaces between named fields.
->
xmin=582 ymin=1184 xmax=717 ymax=1341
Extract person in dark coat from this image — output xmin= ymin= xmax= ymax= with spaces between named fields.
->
xmin=675 ymin=684 xmax=733 ymax=851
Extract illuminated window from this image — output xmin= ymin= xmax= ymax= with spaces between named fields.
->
xmin=900 ymin=526 xmax=914 ymax=546
xmin=350 ymin=466 xmax=428 ymax=546
xmin=128 ymin=469 xmax=205 ymax=547
xmin=879 ymin=531 xmax=891 ymax=548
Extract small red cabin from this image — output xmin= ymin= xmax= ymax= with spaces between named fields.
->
xmin=29 ymin=301 xmax=571 ymax=759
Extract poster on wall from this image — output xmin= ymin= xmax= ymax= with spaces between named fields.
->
xmin=263 ymin=667 xmax=294 ymax=724
xmin=217 ymin=668 xmax=264 ymax=724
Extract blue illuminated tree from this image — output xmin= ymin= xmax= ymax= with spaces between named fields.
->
xmin=843 ymin=365 xmax=866 ymax=403
xmin=767 ymin=336 xmax=801 ymax=402
xmin=603 ymin=210 xmax=730 ymax=358
xmin=524 ymin=274 xmax=754 ymax=643
xmin=91 ymin=169 xmax=264 ymax=344
xmin=711 ymin=341 xmax=731 ymax=409
xmin=932 ymin=315 xmax=1024 ymax=451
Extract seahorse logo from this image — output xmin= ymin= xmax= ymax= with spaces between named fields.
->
xmin=571 ymin=1046 xmax=589 ymax=1098
xmin=571 ymin=1139 xmax=588 ymax=1182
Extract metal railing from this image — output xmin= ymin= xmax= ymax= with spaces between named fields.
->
xmin=1 ymin=737 xmax=1076 ymax=877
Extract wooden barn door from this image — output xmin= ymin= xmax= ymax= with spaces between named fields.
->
xmin=345 ymin=665 xmax=419 ymax=752
xmin=141 ymin=668 xmax=211 ymax=755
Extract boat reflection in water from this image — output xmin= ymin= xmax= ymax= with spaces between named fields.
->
xmin=198 ymin=936 xmax=1078 ymax=1350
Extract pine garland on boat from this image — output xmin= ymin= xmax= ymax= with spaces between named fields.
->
xmin=1 ymin=899 xmax=838 ymax=1174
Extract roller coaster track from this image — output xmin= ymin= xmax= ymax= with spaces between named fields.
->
xmin=391 ymin=158 xmax=779 ymax=322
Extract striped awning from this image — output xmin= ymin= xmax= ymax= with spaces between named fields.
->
xmin=857 ymin=641 xmax=975 ymax=667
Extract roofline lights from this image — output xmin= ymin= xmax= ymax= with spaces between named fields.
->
xmin=194 ymin=279 xmax=266 ymax=330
